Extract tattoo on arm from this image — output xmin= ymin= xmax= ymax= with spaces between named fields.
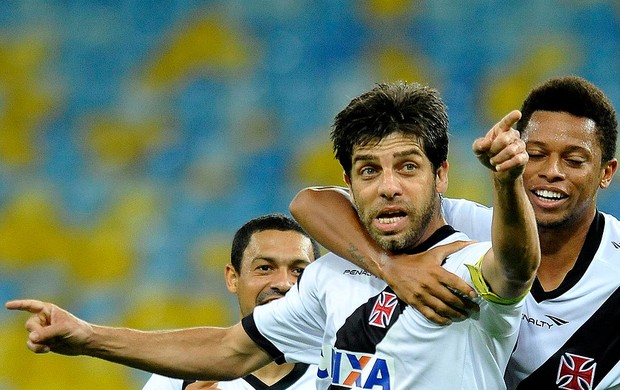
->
xmin=347 ymin=245 xmax=374 ymax=273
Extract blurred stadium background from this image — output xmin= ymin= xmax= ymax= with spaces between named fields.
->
xmin=0 ymin=1 xmax=619 ymax=388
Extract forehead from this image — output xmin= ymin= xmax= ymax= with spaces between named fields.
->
xmin=240 ymin=229 xmax=313 ymax=267
xmin=525 ymin=111 xmax=599 ymax=152
xmin=352 ymin=132 xmax=426 ymax=160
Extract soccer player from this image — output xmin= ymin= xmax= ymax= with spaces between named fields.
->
xmin=144 ymin=213 xmax=321 ymax=389
xmin=6 ymin=81 xmax=540 ymax=389
xmin=289 ymin=76 xmax=620 ymax=389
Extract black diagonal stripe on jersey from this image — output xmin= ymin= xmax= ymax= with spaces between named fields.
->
xmin=334 ymin=286 xmax=407 ymax=354
xmin=530 ymin=212 xmax=604 ymax=302
xmin=516 ymin=286 xmax=620 ymax=389
xmin=332 ymin=225 xmax=455 ymax=354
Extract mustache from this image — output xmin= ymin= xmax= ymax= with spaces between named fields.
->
xmin=256 ymin=290 xmax=287 ymax=306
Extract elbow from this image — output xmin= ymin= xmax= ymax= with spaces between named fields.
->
xmin=505 ymin=250 xmax=540 ymax=286
xmin=289 ymin=188 xmax=315 ymax=221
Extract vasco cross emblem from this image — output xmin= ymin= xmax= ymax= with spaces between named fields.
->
xmin=556 ymin=352 xmax=596 ymax=390
xmin=369 ymin=291 xmax=398 ymax=328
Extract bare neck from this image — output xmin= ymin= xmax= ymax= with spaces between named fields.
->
xmin=536 ymin=213 xmax=595 ymax=291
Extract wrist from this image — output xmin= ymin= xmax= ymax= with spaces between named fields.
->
xmin=83 ymin=323 xmax=106 ymax=357
xmin=375 ymin=252 xmax=393 ymax=281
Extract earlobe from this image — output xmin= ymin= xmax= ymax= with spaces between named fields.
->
xmin=224 ymin=264 xmax=238 ymax=293
xmin=600 ymin=159 xmax=618 ymax=189
xmin=436 ymin=161 xmax=449 ymax=193
xmin=343 ymin=173 xmax=355 ymax=203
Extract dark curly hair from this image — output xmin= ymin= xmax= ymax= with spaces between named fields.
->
xmin=330 ymin=81 xmax=450 ymax=176
xmin=517 ymin=75 xmax=617 ymax=163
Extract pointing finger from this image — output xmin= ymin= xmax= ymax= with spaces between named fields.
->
xmin=6 ymin=299 xmax=48 ymax=314
xmin=493 ymin=110 xmax=522 ymax=134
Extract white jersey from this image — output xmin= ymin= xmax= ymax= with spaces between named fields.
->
xmin=442 ymin=198 xmax=620 ymax=389
xmin=244 ymin=226 xmax=525 ymax=390
xmin=142 ymin=363 xmax=317 ymax=389
xmin=441 ymin=197 xmax=492 ymax=242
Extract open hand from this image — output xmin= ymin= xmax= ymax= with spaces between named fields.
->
xmin=380 ymin=240 xmax=480 ymax=325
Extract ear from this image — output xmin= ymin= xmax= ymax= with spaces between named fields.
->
xmin=436 ymin=161 xmax=449 ymax=194
xmin=343 ymin=172 xmax=355 ymax=202
xmin=343 ymin=171 xmax=351 ymax=187
xmin=599 ymin=158 xmax=618 ymax=189
xmin=224 ymin=264 xmax=238 ymax=294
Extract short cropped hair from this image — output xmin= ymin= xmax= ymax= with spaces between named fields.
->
xmin=330 ymin=81 xmax=450 ymax=176
xmin=230 ymin=213 xmax=321 ymax=272
xmin=517 ymin=76 xmax=618 ymax=163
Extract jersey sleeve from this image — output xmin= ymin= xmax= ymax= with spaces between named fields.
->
xmin=142 ymin=374 xmax=184 ymax=390
xmin=441 ymin=198 xmax=493 ymax=242
xmin=242 ymin=261 xmax=326 ymax=365
xmin=445 ymin=241 xmax=525 ymax=338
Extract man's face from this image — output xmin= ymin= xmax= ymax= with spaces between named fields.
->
xmin=345 ymin=132 xmax=448 ymax=253
xmin=523 ymin=110 xmax=616 ymax=229
xmin=225 ymin=230 xmax=315 ymax=317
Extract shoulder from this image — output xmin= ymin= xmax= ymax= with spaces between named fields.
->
xmin=301 ymin=252 xmax=366 ymax=281
xmin=602 ymin=211 xmax=620 ymax=233
xmin=442 ymin=197 xmax=492 ymax=215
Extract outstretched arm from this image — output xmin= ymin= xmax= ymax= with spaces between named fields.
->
xmin=5 ymin=299 xmax=271 ymax=381
xmin=473 ymin=110 xmax=540 ymax=299
xmin=290 ymin=186 xmax=479 ymax=325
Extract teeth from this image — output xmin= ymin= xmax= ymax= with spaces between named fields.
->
xmin=534 ymin=189 xmax=565 ymax=200
xmin=378 ymin=216 xmax=402 ymax=224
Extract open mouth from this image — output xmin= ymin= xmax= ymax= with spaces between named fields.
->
xmin=376 ymin=210 xmax=407 ymax=225
xmin=533 ymin=189 xmax=567 ymax=202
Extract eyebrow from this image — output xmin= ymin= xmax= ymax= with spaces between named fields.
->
xmin=527 ymin=141 xmax=592 ymax=155
xmin=352 ymin=147 xmax=425 ymax=164
xmin=249 ymin=257 xmax=311 ymax=266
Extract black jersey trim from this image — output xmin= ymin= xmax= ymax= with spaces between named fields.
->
xmin=516 ymin=285 xmax=620 ymax=389
xmin=242 ymin=314 xmax=287 ymax=364
xmin=333 ymin=226 xmax=456 ymax=353
xmin=407 ymin=225 xmax=457 ymax=254
xmin=530 ymin=211 xmax=604 ymax=302
xmin=243 ymin=363 xmax=312 ymax=389
xmin=334 ymin=285 xmax=407 ymax=354
xmin=183 ymin=363 xmax=312 ymax=389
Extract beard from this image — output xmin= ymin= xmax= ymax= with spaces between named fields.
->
xmin=355 ymin=191 xmax=438 ymax=254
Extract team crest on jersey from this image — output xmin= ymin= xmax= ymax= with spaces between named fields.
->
xmin=556 ymin=352 xmax=596 ymax=390
xmin=369 ymin=291 xmax=398 ymax=328
xmin=318 ymin=345 xmax=394 ymax=389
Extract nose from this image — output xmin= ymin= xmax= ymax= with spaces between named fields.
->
xmin=538 ymin=155 xmax=565 ymax=181
xmin=271 ymin=269 xmax=295 ymax=293
xmin=378 ymin=169 xmax=402 ymax=199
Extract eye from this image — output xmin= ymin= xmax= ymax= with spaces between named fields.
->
xmin=402 ymin=162 xmax=416 ymax=171
xmin=360 ymin=166 xmax=377 ymax=177
xmin=256 ymin=264 xmax=273 ymax=272
xmin=526 ymin=151 xmax=544 ymax=159
xmin=565 ymin=158 xmax=586 ymax=167
xmin=291 ymin=267 xmax=305 ymax=276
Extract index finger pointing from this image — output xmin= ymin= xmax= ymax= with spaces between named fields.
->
xmin=5 ymin=299 xmax=47 ymax=314
xmin=494 ymin=110 xmax=522 ymax=134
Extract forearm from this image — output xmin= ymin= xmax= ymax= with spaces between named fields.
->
xmin=289 ymin=186 xmax=388 ymax=277
xmin=489 ymin=176 xmax=540 ymax=296
xmin=86 ymin=323 xmax=269 ymax=380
